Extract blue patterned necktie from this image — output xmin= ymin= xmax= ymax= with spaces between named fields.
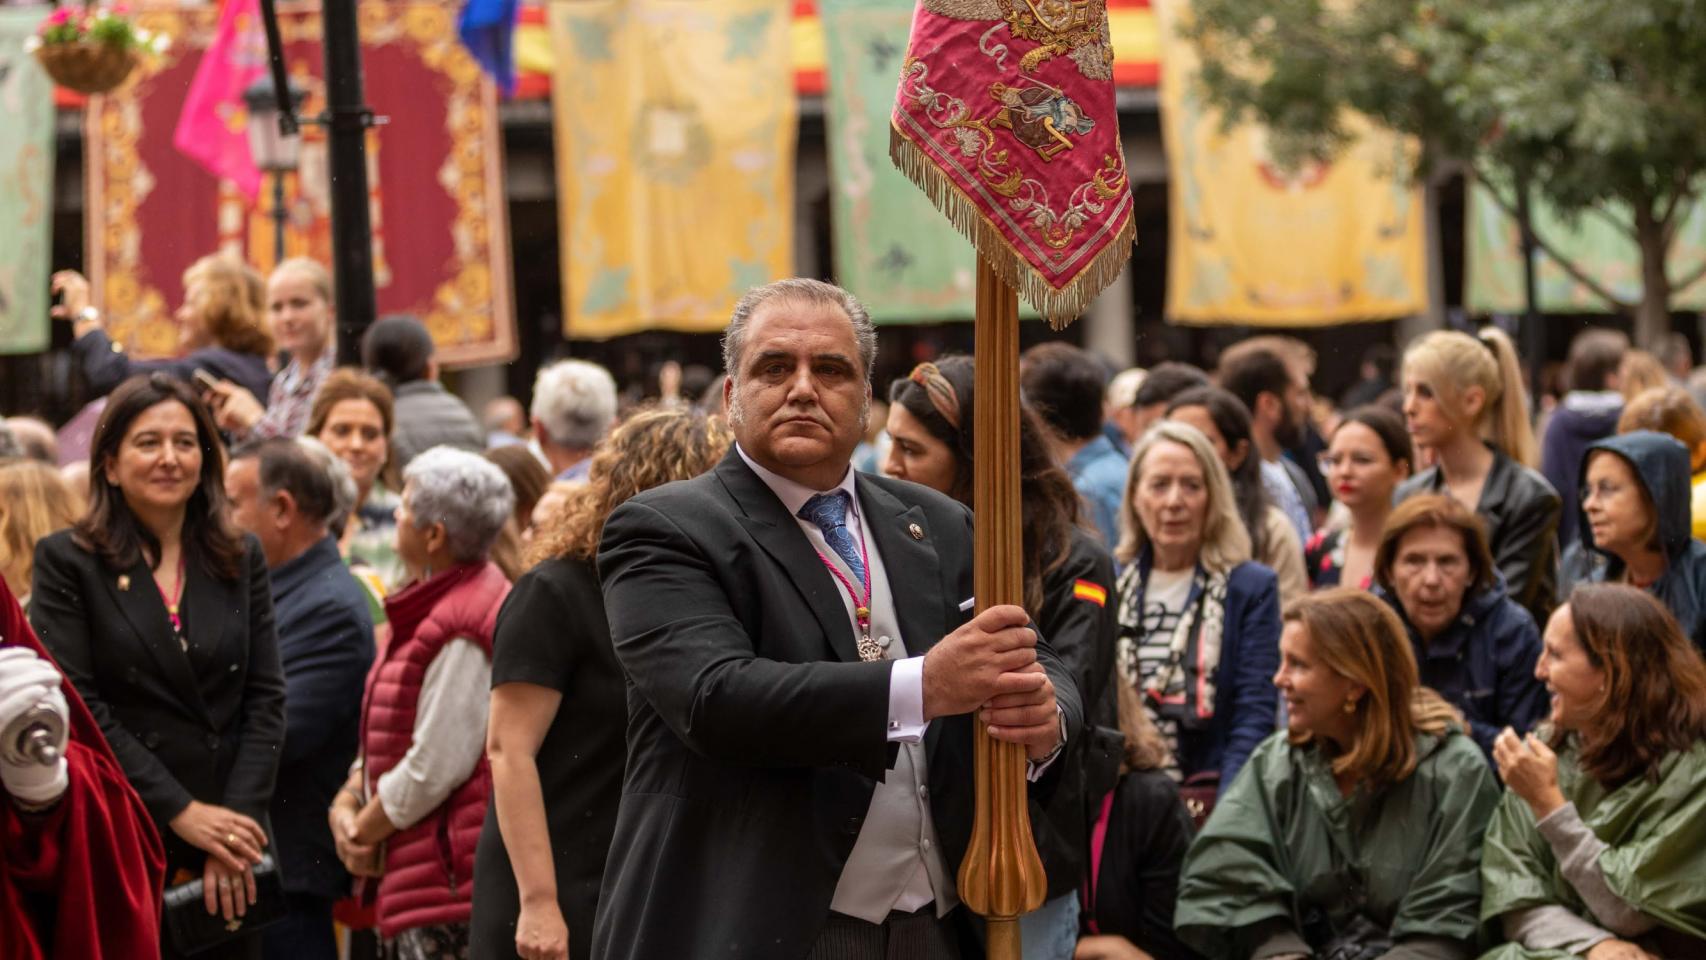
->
xmin=798 ymin=491 xmax=867 ymax=587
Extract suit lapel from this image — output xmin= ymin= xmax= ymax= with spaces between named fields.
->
xmin=106 ymin=555 xmax=212 ymax=722
xmin=857 ymin=477 xmax=941 ymax=657
xmin=715 ymin=452 xmax=863 ymax=663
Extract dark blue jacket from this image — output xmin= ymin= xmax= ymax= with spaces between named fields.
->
xmin=1559 ymin=430 xmax=1706 ymax=652
xmin=1377 ymin=575 xmax=1546 ymax=760
xmin=71 ymin=327 xmax=274 ymax=405
xmin=1128 ymin=550 xmax=1281 ymax=788
xmin=267 ymin=536 xmax=375 ymax=898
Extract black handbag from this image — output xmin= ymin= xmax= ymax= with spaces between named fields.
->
xmin=161 ymin=853 xmax=287 ymax=955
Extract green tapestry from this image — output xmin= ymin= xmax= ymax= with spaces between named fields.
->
xmin=822 ymin=0 xmax=1031 ymax=324
xmin=1466 ymin=180 xmax=1706 ymax=314
xmin=0 ymin=9 xmax=54 ymax=355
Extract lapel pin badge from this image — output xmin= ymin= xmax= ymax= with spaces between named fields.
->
xmin=117 ymin=574 xmax=131 ymax=592
xmin=908 ymin=523 xmax=924 ymax=541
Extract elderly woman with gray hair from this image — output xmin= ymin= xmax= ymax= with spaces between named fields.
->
xmin=328 ymin=446 xmax=514 ymax=959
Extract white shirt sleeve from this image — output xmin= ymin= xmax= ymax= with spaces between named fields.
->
xmin=375 ymin=638 xmax=491 ymax=830
xmin=887 ymin=656 xmax=928 ymax=742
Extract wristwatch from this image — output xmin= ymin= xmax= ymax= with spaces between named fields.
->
xmin=76 ymin=306 xmax=100 ymax=324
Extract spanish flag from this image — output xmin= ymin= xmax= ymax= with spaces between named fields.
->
xmin=1073 ymin=579 xmax=1108 ymax=607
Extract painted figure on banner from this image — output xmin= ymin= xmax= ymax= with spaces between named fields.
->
xmin=990 ymin=80 xmax=1095 ymax=161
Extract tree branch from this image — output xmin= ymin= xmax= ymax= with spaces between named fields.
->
xmin=1661 ymin=184 xmax=1695 ymax=251
xmin=1672 ymin=259 xmax=1706 ymax=297
xmin=1476 ymin=168 xmax=1636 ymax=313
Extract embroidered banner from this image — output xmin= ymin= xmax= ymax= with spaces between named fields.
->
xmin=85 ymin=0 xmax=515 ymax=366
xmin=551 ymin=0 xmax=795 ymax=340
xmin=1156 ymin=0 xmax=1426 ymax=327
xmin=0 ymin=8 xmax=55 ymax=355
xmin=890 ymin=0 xmax=1136 ymax=326
xmin=822 ymin=0 xmax=980 ymax=323
xmin=1466 ymin=181 xmax=1706 ymax=313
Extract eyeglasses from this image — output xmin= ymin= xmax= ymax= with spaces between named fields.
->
xmin=1579 ymin=481 xmax=1628 ymax=504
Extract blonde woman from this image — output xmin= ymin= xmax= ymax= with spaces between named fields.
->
xmin=1396 ymin=328 xmax=1562 ymax=624
xmin=469 ymin=408 xmax=733 ymax=960
xmin=53 ymin=254 xmax=275 ymax=404
xmin=206 ymin=258 xmax=337 ymax=441
xmin=1176 ymin=589 xmax=1500 ymax=960
xmin=1114 ymin=421 xmax=1281 ymax=795
xmin=0 ymin=460 xmax=85 ymax=610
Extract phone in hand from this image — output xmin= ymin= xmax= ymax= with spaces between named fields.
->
xmin=191 ymin=369 xmax=222 ymax=395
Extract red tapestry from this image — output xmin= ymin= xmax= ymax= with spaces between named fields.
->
xmin=84 ymin=0 xmax=514 ymax=367
xmin=890 ymin=0 xmax=1134 ymax=325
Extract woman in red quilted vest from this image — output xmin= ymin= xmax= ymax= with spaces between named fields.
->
xmin=327 ymin=445 xmax=514 ymax=959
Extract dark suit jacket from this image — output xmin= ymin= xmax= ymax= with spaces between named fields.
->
xmin=267 ymin=536 xmax=375 ymax=898
xmin=29 ymin=530 xmax=287 ymax=872
xmin=593 ymin=450 xmax=1083 ymax=960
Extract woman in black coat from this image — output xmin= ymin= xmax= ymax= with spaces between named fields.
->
xmin=30 ymin=373 xmax=286 ymax=960
xmin=886 ymin=356 xmax=1119 ymax=960
xmin=469 ymin=407 xmax=733 ymax=960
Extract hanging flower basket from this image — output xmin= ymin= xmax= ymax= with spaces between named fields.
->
xmin=26 ymin=6 xmax=167 ymax=96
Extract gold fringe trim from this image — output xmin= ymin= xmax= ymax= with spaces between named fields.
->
xmin=889 ymin=122 xmax=1136 ymax=330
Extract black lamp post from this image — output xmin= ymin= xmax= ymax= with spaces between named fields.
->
xmin=255 ymin=0 xmax=379 ymax=366
xmin=243 ymin=76 xmax=307 ymax=264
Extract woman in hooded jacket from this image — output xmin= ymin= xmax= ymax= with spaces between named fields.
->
xmin=1557 ymin=430 xmax=1706 ymax=653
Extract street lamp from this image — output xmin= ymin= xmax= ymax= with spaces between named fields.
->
xmin=243 ymin=76 xmax=308 ymax=264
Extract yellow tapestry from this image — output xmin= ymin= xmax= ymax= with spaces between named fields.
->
xmin=1156 ymin=0 xmax=1426 ymax=327
xmin=551 ymin=0 xmax=796 ymax=340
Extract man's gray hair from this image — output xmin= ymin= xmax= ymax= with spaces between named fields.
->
xmin=531 ymin=359 xmax=618 ymax=450
xmin=402 ymin=445 xmax=515 ymax=563
xmin=721 ymin=279 xmax=877 ymax=382
xmin=296 ymin=436 xmax=359 ymax=529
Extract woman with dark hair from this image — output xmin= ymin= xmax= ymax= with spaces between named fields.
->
xmin=1164 ymin=386 xmax=1308 ymax=602
xmin=482 ymin=444 xmax=551 ymax=582
xmin=1308 ymin=405 xmax=1413 ymax=590
xmin=470 ymin=408 xmax=733 ymax=960
xmin=1481 ymin=584 xmax=1706 ymax=959
xmin=885 ymin=356 xmax=1118 ymax=960
xmin=1373 ymin=494 xmax=1546 ymax=759
xmin=1177 ymin=589 xmax=1499 ymax=960
xmin=53 ymin=255 xmax=275 ymax=404
xmin=307 ymin=369 xmax=404 ymax=591
xmin=30 ymin=373 xmax=286 ymax=959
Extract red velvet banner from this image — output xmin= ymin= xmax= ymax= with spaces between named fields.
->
xmin=84 ymin=1 xmax=515 ymax=367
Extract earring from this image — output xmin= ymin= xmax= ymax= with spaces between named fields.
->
xmin=1342 ymin=697 xmax=1358 ymax=715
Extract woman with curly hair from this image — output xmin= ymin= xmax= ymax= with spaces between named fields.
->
xmin=53 ymin=254 xmax=275 ymax=405
xmin=469 ymin=407 xmax=733 ymax=960
xmin=1480 ymin=584 xmax=1706 ymax=959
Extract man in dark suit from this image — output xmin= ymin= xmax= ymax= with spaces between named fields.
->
xmin=227 ymin=438 xmax=375 ymax=960
xmin=596 ymin=278 xmax=1081 ymax=960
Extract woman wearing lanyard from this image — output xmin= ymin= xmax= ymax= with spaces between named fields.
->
xmin=30 ymin=373 xmax=286 ymax=959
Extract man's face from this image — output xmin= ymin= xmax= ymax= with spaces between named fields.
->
xmin=725 ymin=298 xmax=870 ymax=487
xmin=224 ymin=458 xmax=283 ymax=566
xmin=1272 ymin=368 xmax=1312 ymax=449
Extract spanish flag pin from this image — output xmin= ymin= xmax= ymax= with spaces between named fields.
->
xmin=1072 ymin=579 xmax=1107 ymax=607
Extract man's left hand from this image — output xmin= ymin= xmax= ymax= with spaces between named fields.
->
xmin=979 ymin=662 xmax=1059 ymax=760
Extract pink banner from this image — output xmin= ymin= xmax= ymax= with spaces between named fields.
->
xmin=890 ymin=0 xmax=1134 ymax=325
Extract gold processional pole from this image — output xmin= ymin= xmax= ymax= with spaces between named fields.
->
xmin=958 ymin=257 xmax=1049 ymax=957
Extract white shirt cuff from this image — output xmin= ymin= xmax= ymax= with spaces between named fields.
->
xmin=886 ymin=656 xmax=929 ymax=742
xmin=1024 ymin=706 xmax=1068 ymax=782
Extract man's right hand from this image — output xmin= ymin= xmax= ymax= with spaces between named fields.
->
xmin=921 ymin=604 xmax=1041 ymax=721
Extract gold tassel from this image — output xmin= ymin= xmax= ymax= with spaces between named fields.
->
xmin=889 ymin=123 xmax=1137 ymax=330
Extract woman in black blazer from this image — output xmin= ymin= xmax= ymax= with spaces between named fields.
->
xmin=30 ymin=373 xmax=286 ymax=960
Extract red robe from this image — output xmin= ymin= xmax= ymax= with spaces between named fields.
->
xmin=1 ymin=577 xmax=165 ymax=960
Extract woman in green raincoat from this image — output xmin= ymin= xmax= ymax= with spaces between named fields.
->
xmin=1480 ymin=583 xmax=1706 ymax=960
xmin=1175 ymin=588 xmax=1500 ymax=960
